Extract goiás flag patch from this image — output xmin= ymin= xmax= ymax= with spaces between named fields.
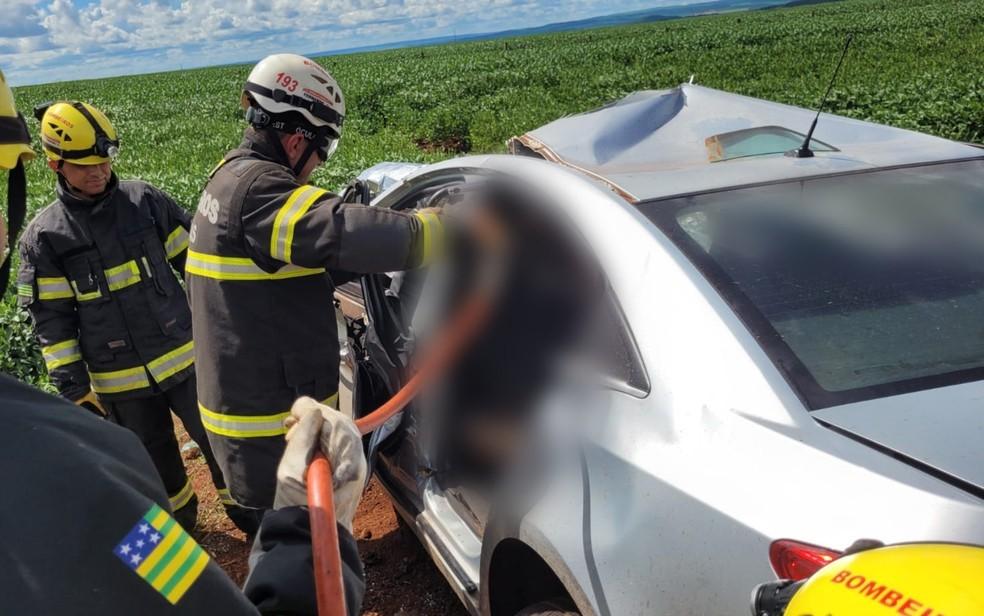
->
xmin=113 ymin=503 xmax=209 ymax=604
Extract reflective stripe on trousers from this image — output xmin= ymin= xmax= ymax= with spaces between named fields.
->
xmin=185 ymin=250 xmax=325 ymax=281
xmin=216 ymin=488 xmax=237 ymax=507
xmin=169 ymin=479 xmax=195 ymax=511
xmin=199 ymin=393 xmax=339 ymax=438
xmin=41 ymin=339 xmax=83 ymax=370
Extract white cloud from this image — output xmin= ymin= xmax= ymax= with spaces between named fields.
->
xmin=0 ymin=0 xmax=687 ymax=85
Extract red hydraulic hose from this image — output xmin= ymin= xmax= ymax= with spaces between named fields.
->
xmin=308 ymin=259 xmax=498 ymax=616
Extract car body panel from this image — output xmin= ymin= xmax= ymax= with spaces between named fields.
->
xmin=343 ymin=92 xmax=984 ymax=615
xmin=813 ymin=383 xmax=984 ymax=493
xmin=509 ymin=84 xmax=983 ymax=202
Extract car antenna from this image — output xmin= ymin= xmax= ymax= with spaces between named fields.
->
xmin=788 ymin=34 xmax=854 ymax=159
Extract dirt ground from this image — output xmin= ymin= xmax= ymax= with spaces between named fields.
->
xmin=176 ymin=420 xmax=467 ymax=615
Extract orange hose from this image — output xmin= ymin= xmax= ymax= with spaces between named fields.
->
xmin=308 ymin=453 xmax=347 ymax=616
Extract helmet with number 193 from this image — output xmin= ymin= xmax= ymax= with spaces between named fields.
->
xmin=241 ymin=53 xmax=346 ymax=161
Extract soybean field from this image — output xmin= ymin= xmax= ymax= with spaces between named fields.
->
xmin=3 ymin=0 xmax=983 ymax=386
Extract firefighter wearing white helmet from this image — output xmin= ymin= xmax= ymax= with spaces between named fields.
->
xmin=241 ymin=53 xmax=345 ymax=174
xmin=187 ymin=53 xmax=444 ymax=511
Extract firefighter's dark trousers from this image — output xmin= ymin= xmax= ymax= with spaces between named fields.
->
xmin=101 ymin=374 xmax=258 ymax=534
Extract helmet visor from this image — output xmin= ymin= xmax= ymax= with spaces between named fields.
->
xmin=316 ymin=137 xmax=339 ymax=163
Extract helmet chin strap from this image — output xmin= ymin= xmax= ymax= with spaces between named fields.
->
xmin=292 ymin=138 xmax=321 ymax=177
xmin=1 ymin=160 xmax=26 ymax=293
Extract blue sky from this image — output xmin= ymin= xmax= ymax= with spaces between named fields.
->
xmin=1 ymin=0 xmax=708 ymax=86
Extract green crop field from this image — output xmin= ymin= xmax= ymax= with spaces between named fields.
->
xmin=2 ymin=0 xmax=983 ymax=388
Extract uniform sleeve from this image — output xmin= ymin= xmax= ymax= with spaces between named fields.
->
xmin=243 ymin=506 xmax=364 ymax=616
xmin=240 ymin=173 xmax=443 ymax=274
xmin=151 ymin=187 xmax=192 ymax=275
xmin=17 ymin=232 xmax=90 ymax=400
xmin=0 ymin=374 xmax=262 ymax=615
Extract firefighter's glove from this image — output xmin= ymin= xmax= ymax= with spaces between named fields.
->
xmin=274 ymin=397 xmax=366 ymax=532
xmin=74 ymin=389 xmax=107 ymax=417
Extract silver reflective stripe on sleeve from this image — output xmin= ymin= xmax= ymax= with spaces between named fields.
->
xmin=165 ymin=227 xmax=190 ymax=259
xmin=270 ymin=186 xmax=327 ymax=263
xmin=146 ymin=341 xmax=195 ymax=384
xmin=90 ymin=366 xmax=152 ymax=394
xmin=37 ymin=276 xmax=74 ymax=300
xmin=41 ymin=339 xmax=83 ymax=370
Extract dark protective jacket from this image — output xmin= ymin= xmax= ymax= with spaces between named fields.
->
xmin=0 ymin=373 xmax=364 ymax=615
xmin=17 ymin=174 xmax=195 ymax=401
xmin=187 ymin=128 xmax=439 ymax=508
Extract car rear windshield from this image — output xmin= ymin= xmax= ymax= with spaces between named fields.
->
xmin=639 ymin=159 xmax=984 ymax=409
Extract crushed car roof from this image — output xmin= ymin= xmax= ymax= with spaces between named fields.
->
xmin=508 ymin=84 xmax=983 ymax=202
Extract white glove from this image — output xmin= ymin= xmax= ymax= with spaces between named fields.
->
xmin=274 ymin=396 xmax=367 ymax=532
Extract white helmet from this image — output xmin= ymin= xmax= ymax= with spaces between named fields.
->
xmin=242 ymin=54 xmax=346 ymax=163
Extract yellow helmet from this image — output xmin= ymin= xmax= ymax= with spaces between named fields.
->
xmin=785 ymin=542 xmax=984 ymax=615
xmin=0 ymin=69 xmax=34 ymax=170
xmin=37 ymin=101 xmax=119 ymax=165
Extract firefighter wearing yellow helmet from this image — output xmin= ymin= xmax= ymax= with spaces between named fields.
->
xmin=752 ymin=541 xmax=984 ymax=615
xmin=0 ymin=68 xmax=34 ymax=291
xmin=39 ymin=100 xmax=119 ymax=165
xmin=16 ymin=99 xmax=253 ymax=533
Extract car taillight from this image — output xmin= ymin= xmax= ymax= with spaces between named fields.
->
xmin=769 ymin=539 xmax=841 ymax=581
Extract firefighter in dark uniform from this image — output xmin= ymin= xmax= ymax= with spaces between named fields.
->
xmin=0 ymin=70 xmax=365 ymax=614
xmin=187 ymin=53 xmax=443 ymax=510
xmin=16 ymin=100 xmax=249 ymax=532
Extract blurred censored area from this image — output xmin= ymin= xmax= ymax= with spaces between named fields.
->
xmin=644 ymin=159 xmax=984 ymax=407
xmin=367 ymin=178 xmax=610 ymax=488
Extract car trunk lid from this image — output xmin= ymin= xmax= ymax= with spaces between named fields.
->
xmin=813 ymin=383 xmax=984 ymax=499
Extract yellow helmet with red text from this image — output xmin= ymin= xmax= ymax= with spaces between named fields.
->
xmin=784 ymin=543 xmax=984 ymax=616
xmin=37 ymin=101 xmax=118 ymax=165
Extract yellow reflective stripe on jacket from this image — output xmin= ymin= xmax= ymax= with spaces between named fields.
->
xmin=414 ymin=210 xmax=443 ymax=266
xmin=186 ymin=250 xmax=325 ymax=281
xmin=165 ymin=227 xmax=190 ymax=260
xmin=37 ymin=276 xmax=74 ymax=300
xmin=104 ymin=260 xmax=141 ymax=292
xmin=91 ymin=366 xmax=151 ymax=394
xmin=169 ymin=479 xmax=195 ymax=511
xmin=41 ymin=339 xmax=82 ymax=370
xmin=270 ymin=185 xmax=327 ymax=263
xmin=147 ymin=340 xmax=195 ymax=383
xmin=71 ymin=279 xmax=103 ymax=302
xmin=199 ymin=393 xmax=339 ymax=439
xmin=17 ymin=283 xmax=33 ymax=298
xmin=89 ymin=341 xmax=192 ymax=394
